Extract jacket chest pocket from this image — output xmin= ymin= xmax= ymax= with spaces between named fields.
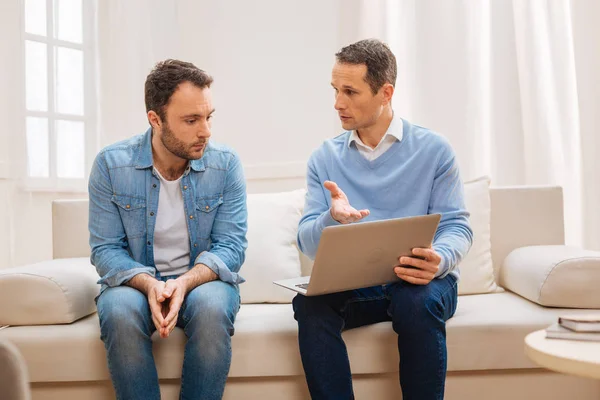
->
xmin=111 ymin=194 xmax=147 ymax=239
xmin=195 ymin=195 xmax=223 ymax=239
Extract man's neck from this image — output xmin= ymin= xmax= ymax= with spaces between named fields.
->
xmin=151 ymin=131 xmax=188 ymax=181
xmin=356 ymin=107 xmax=394 ymax=149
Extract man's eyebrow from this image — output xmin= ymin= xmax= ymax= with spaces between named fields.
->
xmin=180 ymin=109 xmax=216 ymax=119
xmin=331 ymin=83 xmax=358 ymax=90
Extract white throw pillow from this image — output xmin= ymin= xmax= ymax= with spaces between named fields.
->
xmin=500 ymin=245 xmax=600 ymax=308
xmin=240 ymin=189 xmax=306 ymax=303
xmin=0 ymin=258 xmax=100 ymax=326
xmin=457 ymin=176 xmax=500 ymax=295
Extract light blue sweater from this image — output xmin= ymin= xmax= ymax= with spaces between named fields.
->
xmin=297 ymin=119 xmax=473 ymax=279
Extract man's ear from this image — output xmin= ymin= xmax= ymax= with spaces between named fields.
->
xmin=147 ymin=110 xmax=162 ymax=129
xmin=381 ymin=83 xmax=395 ymax=106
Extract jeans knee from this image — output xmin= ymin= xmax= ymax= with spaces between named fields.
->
xmin=184 ymin=282 xmax=239 ymax=338
xmin=292 ymin=294 xmax=318 ymax=323
xmin=194 ymin=303 xmax=235 ymax=336
xmin=389 ymin=286 xmax=445 ymax=333
xmin=292 ymin=294 xmax=341 ymax=328
xmin=97 ymin=286 xmax=151 ymax=340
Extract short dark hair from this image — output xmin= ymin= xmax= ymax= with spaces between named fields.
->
xmin=144 ymin=59 xmax=213 ymax=120
xmin=335 ymin=39 xmax=397 ymax=94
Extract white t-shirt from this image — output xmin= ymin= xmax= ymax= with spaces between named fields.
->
xmin=152 ymin=167 xmax=191 ymax=277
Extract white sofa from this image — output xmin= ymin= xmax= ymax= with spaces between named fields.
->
xmin=1 ymin=185 xmax=600 ymax=400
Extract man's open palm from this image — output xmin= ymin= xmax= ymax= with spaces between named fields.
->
xmin=324 ymin=180 xmax=370 ymax=224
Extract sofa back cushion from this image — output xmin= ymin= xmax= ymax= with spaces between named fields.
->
xmin=239 ymin=189 xmax=306 ymax=303
xmin=457 ymin=176 xmax=499 ymax=295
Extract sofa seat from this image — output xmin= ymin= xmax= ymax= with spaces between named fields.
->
xmin=2 ymin=290 xmax=595 ymax=384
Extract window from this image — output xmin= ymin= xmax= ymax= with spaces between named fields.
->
xmin=23 ymin=0 xmax=96 ymax=191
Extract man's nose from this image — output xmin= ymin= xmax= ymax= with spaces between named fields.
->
xmin=198 ymin=122 xmax=211 ymax=139
xmin=334 ymin=94 xmax=346 ymax=110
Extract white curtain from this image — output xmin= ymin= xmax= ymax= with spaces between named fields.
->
xmin=349 ymin=0 xmax=600 ymax=250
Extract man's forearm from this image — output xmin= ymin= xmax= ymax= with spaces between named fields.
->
xmin=176 ymin=263 xmax=218 ymax=294
xmin=126 ymin=273 xmax=157 ymax=295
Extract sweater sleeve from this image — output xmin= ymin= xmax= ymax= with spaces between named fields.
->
xmin=297 ymin=152 xmax=341 ymax=259
xmin=429 ymin=142 xmax=473 ymax=278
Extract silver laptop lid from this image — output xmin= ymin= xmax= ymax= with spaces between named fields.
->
xmin=306 ymin=214 xmax=441 ymax=295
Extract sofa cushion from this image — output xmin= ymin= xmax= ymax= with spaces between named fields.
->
xmin=0 ymin=258 xmax=100 ymax=326
xmin=241 ymin=189 xmax=306 ymax=303
xmin=457 ymin=176 xmax=499 ymax=295
xmin=500 ymin=245 xmax=600 ymax=308
xmin=2 ymin=291 xmax=596 ymax=383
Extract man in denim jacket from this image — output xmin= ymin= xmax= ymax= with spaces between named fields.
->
xmin=89 ymin=60 xmax=247 ymax=400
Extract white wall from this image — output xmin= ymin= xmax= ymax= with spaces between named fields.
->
xmin=98 ymin=0 xmax=345 ymax=182
xmin=0 ymin=182 xmax=13 ymax=268
xmin=0 ymin=0 xmax=21 ymax=180
xmin=0 ymin=0 xmax=23 ymax=269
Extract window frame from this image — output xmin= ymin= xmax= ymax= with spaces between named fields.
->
xmin=21 ymin=0 xmax=97 ymax=193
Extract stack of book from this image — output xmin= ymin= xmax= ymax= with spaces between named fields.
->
xmin=546 ymin=315 xmax=600 ymax=342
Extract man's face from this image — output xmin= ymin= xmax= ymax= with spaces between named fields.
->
xmin=155 ymin=81 xmax=214 ymax=160
xmin=331 ymin=62 xmax=386 ymax=132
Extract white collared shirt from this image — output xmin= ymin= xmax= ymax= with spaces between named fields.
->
xmin=348 ymin=114 xmax=403 ymax=161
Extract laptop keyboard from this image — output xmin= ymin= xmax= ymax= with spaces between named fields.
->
xmin=295 ymin=283 xmax=309 ymax=290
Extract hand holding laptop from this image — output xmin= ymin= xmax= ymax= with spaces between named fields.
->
xmin=324 ymin=180 xmax=370 ymax=224
xmin=395 ymin=247 xmax=441 ymax=285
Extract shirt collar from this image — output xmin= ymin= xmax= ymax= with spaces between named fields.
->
xmin=348 ymin=112 xmax=403 ymax=149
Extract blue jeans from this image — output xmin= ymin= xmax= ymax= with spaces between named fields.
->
xmin=97 ymin=278 xmax=240 ymax=400
xmin=293 ymin=275 xmax=458 ymax=400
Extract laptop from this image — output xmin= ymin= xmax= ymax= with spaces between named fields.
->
xmin=273 ymin=213 xmax=441 ymax=296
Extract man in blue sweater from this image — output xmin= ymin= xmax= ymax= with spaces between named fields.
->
xmin=294 ymin=39 xmax=473 ymax=400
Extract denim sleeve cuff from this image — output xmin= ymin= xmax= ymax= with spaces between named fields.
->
xmin=98 ymin=266 xmax=156 ymax=289
xmin=316 ymin=208 xmax=341 ymax=232
xmin=195 ymin=251 xmax=245 ymax=285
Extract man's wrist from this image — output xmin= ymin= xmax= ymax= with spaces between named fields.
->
xmin=176 ymin=263 xmax=218 ymax=294
xmin=176 ymin=274 xmax=193 ymax=294
xmin=126 ymin=272 xmax=156 ymax=295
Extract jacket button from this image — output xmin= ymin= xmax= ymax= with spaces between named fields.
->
xmin=147 ymin=241 xmax=151 ymax=245
xmin=189 ymin=215 xmax=194 ymax=219
xmin=183 ymin=185 xmax=188 ymax=190
xmin=152 ymin=184 xmax=157 ymax=188
xmin=126 ymin=204 xmax=130 ymax=209
xmin=194 ymin=243 xmax=197 ymax=247
xmin=205 ymin=206 xmax=209 ymax=210
xmin=150 ymin=212 xmax=154 ymax=216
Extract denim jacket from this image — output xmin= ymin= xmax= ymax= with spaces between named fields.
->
xmin=88 ymin=128 xmax=248 ymax=294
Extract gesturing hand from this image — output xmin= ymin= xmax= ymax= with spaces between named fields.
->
xmin=324 ymin=180 xmax=369 ymax=224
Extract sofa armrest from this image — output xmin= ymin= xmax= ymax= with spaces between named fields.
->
xmin=0 ymin=258 xmax=100 ymax=326
xmin=499 ymin=245 xmax=600 ymax=308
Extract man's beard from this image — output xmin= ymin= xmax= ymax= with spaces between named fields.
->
xmin=160 ymin=122 xmax=207 ymax=160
